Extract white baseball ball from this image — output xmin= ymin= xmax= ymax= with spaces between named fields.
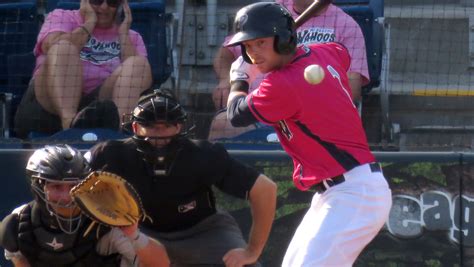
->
xmin=304 ymin=64 xmax=325 ymax=85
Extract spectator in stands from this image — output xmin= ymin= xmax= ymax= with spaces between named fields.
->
xmin=14 ymin=0 xmax=152 ymax=138
xmin=208 ymin=0 xmax=369 ymax=140
xmin=279 ymin=0 xmax=369 ymax=102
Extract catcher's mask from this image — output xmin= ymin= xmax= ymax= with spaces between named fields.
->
xmin=128 ymin=89 xmax=191 ymax=165
xmin=26 ymin=144 xmax=90 ymax=234
xmin=225 ymin=2 xmax=296 ymax=64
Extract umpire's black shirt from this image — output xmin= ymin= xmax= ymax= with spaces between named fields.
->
xmin=87 ymin=138 xmax=259 ymax=232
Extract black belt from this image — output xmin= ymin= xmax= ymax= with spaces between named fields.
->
xmin=313 ymin=162 xmax=382 ymax=193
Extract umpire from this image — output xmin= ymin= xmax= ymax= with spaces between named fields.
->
xmin=86 ymin=89 xmax=277 ymax=267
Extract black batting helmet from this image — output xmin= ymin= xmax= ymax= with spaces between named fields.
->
xmin=132 ymin=89 xmax=187 ymax=126
xmin=225 ymin=2 xmax=297 ymax=63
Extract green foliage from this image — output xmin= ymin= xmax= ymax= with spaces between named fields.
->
xmin=260 ymin=164 xmax=292 ymax=181
xmin=276 ymin=180 xmax=294 ymax=198
xmin=400 ymin=163 xmax=447 ymax=185
xmin=424 ymin=259 xmax=441 ymax=267
xmin=392 ymin=177 xmax=404 ymax=184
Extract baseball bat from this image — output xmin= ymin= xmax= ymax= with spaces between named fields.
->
xmin=294 ymin=0 xmax=332 ymax=28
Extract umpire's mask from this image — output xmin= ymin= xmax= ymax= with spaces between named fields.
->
xmin=129 ymin=89 xmax=191 ymax=167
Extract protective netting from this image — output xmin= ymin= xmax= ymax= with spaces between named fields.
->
xmin=0 ymin=0 xmax=473 ymax=151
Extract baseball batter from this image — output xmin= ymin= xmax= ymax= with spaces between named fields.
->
xmin=225 ymin=3 xmax=392 ymax=266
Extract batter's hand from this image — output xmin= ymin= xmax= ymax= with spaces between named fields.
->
xmin=222 ymin=247 xmax=259 ymax=267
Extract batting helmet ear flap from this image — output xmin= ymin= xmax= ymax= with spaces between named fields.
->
xmin=274 ymin=13 xmax=297 ymax=55
xmin=274 ymin=34 xmax=296 ymax=55
xmin=240 ymin=45 xmax=253 ymax=64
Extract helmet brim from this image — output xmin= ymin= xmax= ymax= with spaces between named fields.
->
xmin=224 ymin=31 xmax=273 ymax=47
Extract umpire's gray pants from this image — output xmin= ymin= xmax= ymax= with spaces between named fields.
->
xmin=141 ymin=210 xmax=261 ymax=267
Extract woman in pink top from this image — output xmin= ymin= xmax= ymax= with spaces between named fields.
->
xmin=14 ymin=0 xmax=151 ymax=138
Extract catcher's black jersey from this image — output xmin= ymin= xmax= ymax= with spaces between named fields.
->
xmin=88 ymin=138 xmax=260 ymax=232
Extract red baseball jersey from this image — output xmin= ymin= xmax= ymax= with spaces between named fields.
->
xmin=247 ymin=43 xmax=375 ymax=191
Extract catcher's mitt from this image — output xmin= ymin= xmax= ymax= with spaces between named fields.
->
xmin=71 ymin=171 xmax=150 ymax=236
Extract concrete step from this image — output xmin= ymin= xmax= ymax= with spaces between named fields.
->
xmin=362 ymin=94 xmax=474 ymax=150
xmin=389 ymin=95 xmax=474 ymax=110
xmin=399 ymin=132 xmax=474 ymax=151
xmin=407 ymin=125 xmax=474 ymax=133
xmin=388 ymin=95 xmax=474 ymax=132
xmin=385 ymin=73 xmax=474 ymax=95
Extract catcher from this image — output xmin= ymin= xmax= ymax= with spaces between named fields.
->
xmin=86 ymin=89 xmax=277 ymax=267
xmin=0 ymin=144 xmax=169 ymax=267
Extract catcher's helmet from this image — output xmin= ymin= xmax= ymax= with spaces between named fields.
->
xmin=131 ymin=89 xmax=187 ymax=126
xmin=27 ymin=144 xmax=89 ymax=234
xmin=226 ymin=2 xmax=296 ymax=63
xmin=27 ymin=144 xmax=90 ymax=181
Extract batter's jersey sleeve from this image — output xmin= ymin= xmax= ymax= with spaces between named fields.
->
xmin=247 ymin=67 xmax=301 ymax=124
xmin=227 ymin=94 xmax=259 ymax=127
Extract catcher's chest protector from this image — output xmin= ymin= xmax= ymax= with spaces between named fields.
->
xmin=15 ymin=203 xmax=120 ymax=267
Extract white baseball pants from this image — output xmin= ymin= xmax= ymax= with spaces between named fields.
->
xmin=282 ymin=163 xmax=392 ymax=267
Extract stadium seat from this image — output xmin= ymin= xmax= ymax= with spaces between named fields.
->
xmin=0 ymin=52 xmax=35 ymax=138
xmin=131 ymin=1 xmax=170 ymax=86
xmin=7 ymin=52 xmax=35 ymax=120
xmin=0 ymin=1 xmax=39 ymax=88
xmin=335 ymin=0 xmax=384 ymax=92
xmin=0 ymin=1 xmax=39 ymax=137
xmin=46 ymin=0 xmax=60 ymax=12
xmin=50 ymin=0 xmax=171 ymax=87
